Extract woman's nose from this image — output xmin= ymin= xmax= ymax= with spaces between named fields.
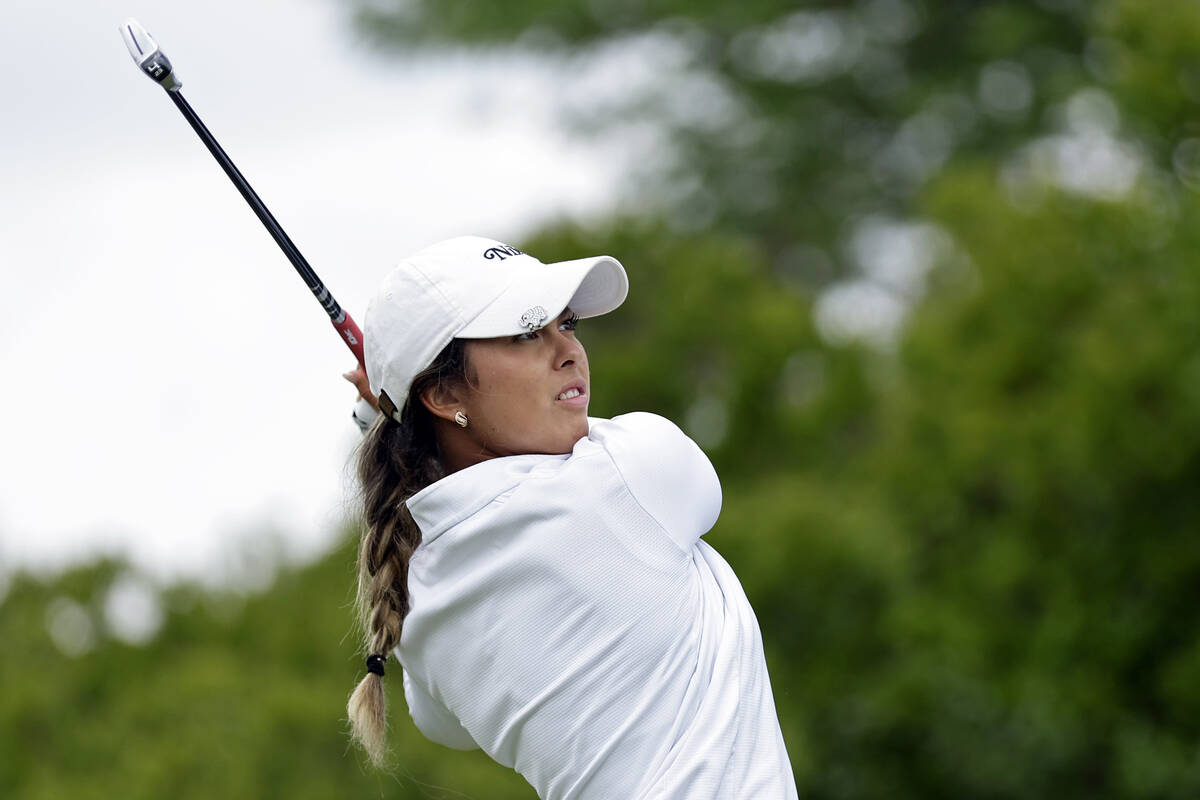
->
xmin=554 ymin=330 xmax=584 ymax=368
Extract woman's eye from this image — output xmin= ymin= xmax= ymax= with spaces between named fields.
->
xmin=513 ymin=314 xmax=577 ymax=342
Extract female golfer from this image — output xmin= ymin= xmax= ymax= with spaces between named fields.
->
xmin=342 ymin=235 xmax=797 ymax=799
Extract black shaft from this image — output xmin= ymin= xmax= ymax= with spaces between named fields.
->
xmin=167 ymin=90 xmax=346 ymax=323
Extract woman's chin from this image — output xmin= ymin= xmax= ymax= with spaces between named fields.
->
xmin=547 ymin=426 xmax=589 ymax=456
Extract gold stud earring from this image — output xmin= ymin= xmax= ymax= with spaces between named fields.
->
xmin=454 ymin=410 xmax=469 ymax=428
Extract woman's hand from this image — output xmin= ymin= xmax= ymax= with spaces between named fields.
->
xmin=343 ymin=365 xmax=380 ymax=411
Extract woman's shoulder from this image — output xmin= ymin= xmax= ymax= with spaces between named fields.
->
xmin=582 ymin=412 xmax=723 ymax=550
xmin=584 ymin=412 xmax=708 ymax=474
xmin=586 ymin=412 xmax=691 ymax=449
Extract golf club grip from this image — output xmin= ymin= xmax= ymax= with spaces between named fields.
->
xmin=165 ymin=90 xmax=357 ymax=338
xmin=333 ymin=313 xmax=366 ymax=367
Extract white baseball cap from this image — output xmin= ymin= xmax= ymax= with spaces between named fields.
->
xmin=364 ymin=235 xmax=629 ymax=420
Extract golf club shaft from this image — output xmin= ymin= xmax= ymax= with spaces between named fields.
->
xmin=121 ymin=19 xmax=363 ymax=365
xmin=167 ymin=91 xmax=364 ymax=365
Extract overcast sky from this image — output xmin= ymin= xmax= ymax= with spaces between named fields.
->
xmin=0 ymin=0 xmax=622 ymax=585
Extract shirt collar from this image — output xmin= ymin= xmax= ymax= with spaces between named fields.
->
xmin=406 ymin=452 xmax=568 ymax=544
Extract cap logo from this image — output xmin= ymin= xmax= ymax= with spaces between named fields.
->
xmin=520 ymin=306 xmax=548 ymax=331
xmin=483 ymin=245 xmax=524 ymax=261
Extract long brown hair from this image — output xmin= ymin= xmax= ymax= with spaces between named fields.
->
xmin=347 ymin=338 xmax=471 ymax=766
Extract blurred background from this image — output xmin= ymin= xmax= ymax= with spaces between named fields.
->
xmin=3 ymin=0 xmax=1199 ymax=797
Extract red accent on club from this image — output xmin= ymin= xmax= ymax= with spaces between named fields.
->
xmin=333 ymin=315 xmax=366 ymax=368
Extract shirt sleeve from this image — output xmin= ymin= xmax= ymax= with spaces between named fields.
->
xmin=402 ymin=668 xmax=479 ymax=751
xmin=352 ymin=397 xmax=379 ymax=434
xmin=590 ymin=412 xmax=723 ymax=551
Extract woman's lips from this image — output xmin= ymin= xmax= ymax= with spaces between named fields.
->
xmin=555 ymin=382 xmax=588 ymax=408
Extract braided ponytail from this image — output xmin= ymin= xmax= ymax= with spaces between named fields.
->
xmin=347 ymin=339 xmax=471 ymax=766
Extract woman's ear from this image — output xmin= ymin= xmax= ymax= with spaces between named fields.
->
xmin=420 ymin=381 xmax=466 ymax=425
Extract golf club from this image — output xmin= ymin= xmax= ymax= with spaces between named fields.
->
xmin=119 ymin=18 xmax=365 ymax=367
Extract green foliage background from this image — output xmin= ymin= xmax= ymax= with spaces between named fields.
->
xmin=5 ymin=0 xmax=1200 ymax=797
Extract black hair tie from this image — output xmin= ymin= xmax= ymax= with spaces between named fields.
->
xmin=366 ymin=654 xmax=387 ymax=677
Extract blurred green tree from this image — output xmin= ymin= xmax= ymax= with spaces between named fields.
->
xmin=0 ymin=551 xmax=534 ymax=799
xmin=346 ymin=0 xmax=1199 ymax=279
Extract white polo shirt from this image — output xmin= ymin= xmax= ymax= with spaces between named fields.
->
xmin=398 ymin=412 xmax=798 ymax=800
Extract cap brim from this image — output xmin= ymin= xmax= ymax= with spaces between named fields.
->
xmin=456 ymin=255 xmax=628 ymax=338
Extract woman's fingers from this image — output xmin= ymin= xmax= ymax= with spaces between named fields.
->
xmin=343 ymin=366 xmax=380 ymax=410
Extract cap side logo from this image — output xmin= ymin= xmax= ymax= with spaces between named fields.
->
xmin=520 ymin=306 xmax=548 ymax=331
xmin=483 ymin=245 xmax=524 ymax=261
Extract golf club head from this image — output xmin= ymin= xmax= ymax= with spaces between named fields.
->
xmin=121 ymin=19 xmax=182 ymax=91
